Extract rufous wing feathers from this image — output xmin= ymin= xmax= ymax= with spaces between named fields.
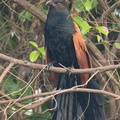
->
xmin=73 ymin=22 xmax=92 ymax=85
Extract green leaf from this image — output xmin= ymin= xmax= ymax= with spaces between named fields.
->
xmin=114 ymin=43 xmax=120 ymax=49
xmin=96 ymin=26 xmax=109 ymax=35
xmin=73 ymin=17 xmax=92 ymax=35
xmin=18 ymin=11 xmax=26 ymax=22
xmin=81 ymin=25 xmax=92 ymax=35
xmin=38 ymin=47 xmax=45 ymax=57
xmin=2 ymin=78 xmax=24 ymax=97
xmin=111 ymin=24 xmax=119 ymax=30
xmin=29 ymin=51 xmax=40 ymax=62
xmin=74 ymin=0 xmax=98 ymax=12
xmin=84 ymin=1 xmax=92 ymax=11
xmin=74 ymin=0 xmax=86 ymax=12
xmin=73 ymin=17 xmax=84 ymax=28
xmin=29 ymin=112 xmax=52 ymax=120
xmin=4 ymin=79 xmax=18 ymax=92
xmin=18 ymin=10 xmax=33 ymax=22
xmin=29 ymin=41 xmax=38 ymax=48
xmin=97 ymin=35 xmax=102 ymax=43
xmin=37 ymin=6 xmax=48 ymax=14
xmin=25 ymin=11 xmax=33 ymax=19
xmin=102 ymin=40 xmax=109 ymax=44
xmin=1 ymin=24 xmax=14 ymax=29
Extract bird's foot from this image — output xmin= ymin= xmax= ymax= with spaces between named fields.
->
xmin=66 ymin=66 xmax=74 ymax=76
xmin=46 ymin=61 xmax=57 ymax=71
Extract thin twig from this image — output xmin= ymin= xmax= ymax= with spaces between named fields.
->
xmin=0 ymin=87 xmax=120 ymax=105
xmin=0 ymin=62 xmax=14 ymax=83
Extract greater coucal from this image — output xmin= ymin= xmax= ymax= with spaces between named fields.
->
xmin=44 ymin=0 xmax=106 ymax=120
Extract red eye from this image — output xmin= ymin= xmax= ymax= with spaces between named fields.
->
xmin=57 ymin=3 xmax=61 ymax=6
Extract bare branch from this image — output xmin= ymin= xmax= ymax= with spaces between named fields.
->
xmin=0 ymin=62 xmax=14 ymax=83
xmin=0 ymin=53 xmax=120 ymax=74
xmin=103 ymin=1 xmax=120 ymax=18
xmin=0 ymin=90 xmax=52 ymax=110
xmin=0 ymin=87 xmax=120 ymax=105
xmin=11 ymin=0 xmax=46 ymax=23
xmin=98 ymin=0 xmax=120 ymax=28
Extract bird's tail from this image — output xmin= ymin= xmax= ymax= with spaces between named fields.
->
xmin=78 ymin=80 xmax=106 ymax=120
xmin=52 ymin=74 xmax=106 ymax=120
xmin=52 ymin=73 xmax=84 ymax=120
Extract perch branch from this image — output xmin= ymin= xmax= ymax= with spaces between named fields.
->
xmin=0 ymin=53 xmax=120 ymax=74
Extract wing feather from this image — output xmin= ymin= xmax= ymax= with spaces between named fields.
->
xmin=46 ymin=46 xmax=59 ymax=87
xmin=73 ymin=22 xmax=92 ymax=84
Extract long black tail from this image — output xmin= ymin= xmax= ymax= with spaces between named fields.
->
xmin=78 ymin=80 xmax=106 ymax=120
xmin=52 ymin=74 xmax=106 ymax=120
xmin=52 ymin=74 xmax=84 ymax=120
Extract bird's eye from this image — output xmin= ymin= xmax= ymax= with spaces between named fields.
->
xmin=57 ymin=3 xmax=61 ymax=6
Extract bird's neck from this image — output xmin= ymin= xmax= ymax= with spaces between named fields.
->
xmin=46 ymin=9 xmax=74 ymax=31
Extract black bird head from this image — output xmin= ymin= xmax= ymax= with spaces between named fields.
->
xmin=46 ymin=0 xmax=67 ymax=11
xmin=45 ymin=0 xmax=74 ymax=32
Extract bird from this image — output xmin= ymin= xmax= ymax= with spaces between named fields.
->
xmin=44 ymin=0 xmax=106 ymax=120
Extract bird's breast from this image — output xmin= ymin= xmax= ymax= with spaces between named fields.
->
xmin=45 ymin=26 xmax=78 ymax=67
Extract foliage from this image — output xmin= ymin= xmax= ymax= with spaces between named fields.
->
xmin=114 ymin=43 xmax=120 ymax=49
xmin=0 ymin=0 xmax=120 ymax=120
xmin=18 ymin=7 xmax=48 ymax=23
xmin=25 ymin=112 xmax=52 ymax=120
xmin=73 ymin=17 xmax=109 ymax=36
xmin=18 ymin=10 xmax=33 ymax=22
xmin=29 ymin=41 xmax=45 ymax=62
xmin=74 ymin=0 xmax=98 ymax=12
xmin=73 ymin=16 xmax=92 ymax=35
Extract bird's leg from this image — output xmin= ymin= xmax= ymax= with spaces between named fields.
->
xmin=66 ymin=66 xmax=74 ymax=76
xmin=46 ymin=60 xmax=57 ymax=71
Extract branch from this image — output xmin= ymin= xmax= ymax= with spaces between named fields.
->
xmin=103 ymin=1 xmax=120 ymax=18
xmin=0 ymin=53 xmax=120 ymax=74
xmin=98 ymin=0 xmax=120 ymax=28
xmin=86 ymin=37 xmax=120 ymax=88
xmin=102 ymin=1 xmax=120 ymax=28
xmin=0 ymin=62 xmax=14 ymax=83
xmin=11 ymin=0 xmax=46 ymax=23
xmin=0 ymin=90 xmax=52 ymax=110
xmin=111 ymin=34 xmax=120 ymax=61
xmin=0 ymin=87 xmax=120 ymax=105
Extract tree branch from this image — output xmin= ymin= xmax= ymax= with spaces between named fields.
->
xmin=0 ymin=90 xmax=52 ymax=110
xmin=0 ymin=62 xmax=14 ymax=83
xmin=98 ymin=0 xmax=120 ymax=28
xmin=0 ymin=87 xmax=120 ymax=105
xmin=103 ymin=1 xmax=120 ymax=18
xmin=11 ymin=0 xmax=46 ymax=23
xmin=0 ymin=53 xmax=120 ymax=74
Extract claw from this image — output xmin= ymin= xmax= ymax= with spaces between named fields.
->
xmin=66 ymin=67 xmax=74 ymax=76
xmin=46 ymin=61 xmax=57 ymax=71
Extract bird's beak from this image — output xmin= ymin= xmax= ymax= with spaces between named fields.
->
xmin=46 ymin=0 xmax=54 ymax=6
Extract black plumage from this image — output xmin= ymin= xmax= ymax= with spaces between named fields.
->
xmin=44 ymin=0 xmax=106 ymax=120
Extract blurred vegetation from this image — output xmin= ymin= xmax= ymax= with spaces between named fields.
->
xmin=0 ymin=0 xmax=120 ymax=120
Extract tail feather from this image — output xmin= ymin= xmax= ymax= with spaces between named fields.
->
xmin=52 ymin=74 xmax=84 ymax=120
xmin=87 ymin=80 xmax=106 ymax=120
xmin=52 ymin=74 xmax=106 ymax=120
xmin=78 ymin=80 xmax=106 ymax=120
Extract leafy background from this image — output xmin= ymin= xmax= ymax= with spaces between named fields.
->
xmin=0 ymin=0 xmax=120 ymax=120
